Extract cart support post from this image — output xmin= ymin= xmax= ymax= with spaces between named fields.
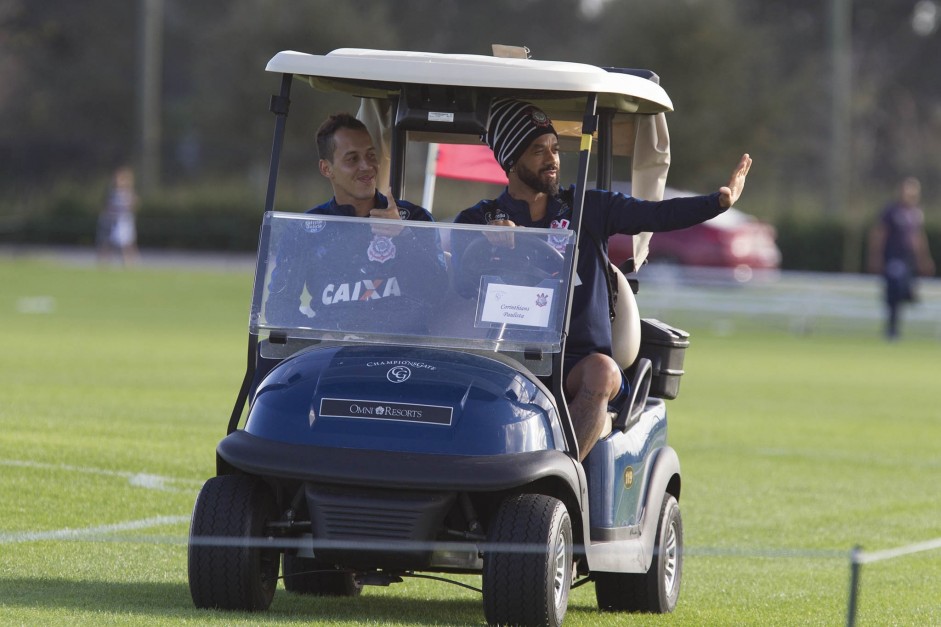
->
xmin=389 ymin=97 xmax=407 ymax=200
xmin=228 ymin=74 xmax=293 ymax=435
xmin=264 ymin=73 xmax=293 ymax=214
xmin=553 ymin=93 xmax=599 ymax=458
xmin=596 ymin=109 xmax=614 ymax=190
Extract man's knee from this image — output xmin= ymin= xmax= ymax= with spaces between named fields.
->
xmin=568 ymin=353 xmax=623 ymax=398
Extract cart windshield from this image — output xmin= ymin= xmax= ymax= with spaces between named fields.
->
xmin=250 ymin=212 xmax=575 ymax=359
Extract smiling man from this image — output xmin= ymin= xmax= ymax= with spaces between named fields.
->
xmin=311 ymin=113 xmax=433 ymax=222
xmin=453 ymin=98 xmax=752 ymax=461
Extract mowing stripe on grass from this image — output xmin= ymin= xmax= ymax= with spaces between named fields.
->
xmin=0 ymin=458 xmax=203 ymax=493
xmin=755 ymin=448 xmax=941 ymax=469
xmin=0 ymin=515 xmax=190 ymax=545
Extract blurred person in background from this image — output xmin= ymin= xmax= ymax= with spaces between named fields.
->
xmin=868 ymin=177 xmax=936 ymax=340
xmin=96 ymin=166 xmax=139 ymax=265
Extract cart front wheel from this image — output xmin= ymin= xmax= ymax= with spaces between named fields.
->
xmin=187 ymin=474 xmax=280 ymax=611
xmin=483 ymin=493 xmax=572 ymax=627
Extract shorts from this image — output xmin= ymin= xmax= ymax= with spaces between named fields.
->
xmin=884 ymin=259 xmax=915 ymax=305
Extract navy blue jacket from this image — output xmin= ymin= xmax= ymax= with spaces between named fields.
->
xmin=309 ymin=191 xmax=434 ymax=221
xmin=453 ymin=186 xmax=725 ymax=365
xmin=265 ymin=192 xmax=445 ymax=333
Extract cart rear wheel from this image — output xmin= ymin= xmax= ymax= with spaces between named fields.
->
xmin=483 ymin=493 xmax=572 ymax=627
xmin=187 ymin=474 xmax=280 ymax=611
xmin=282 ymin=554 xmax=362 ymax=596
xmin=594 ymin=493 xmax=683 ymax=613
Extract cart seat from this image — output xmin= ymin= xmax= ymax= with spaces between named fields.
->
xmin=598 ymin=263 xmax=642 ymax=440
xmin=609 ymin=263 xmax=640 ymax=370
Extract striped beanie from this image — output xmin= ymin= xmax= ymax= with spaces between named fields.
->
xmin=486 ymin=98 xmax=557 ymax=172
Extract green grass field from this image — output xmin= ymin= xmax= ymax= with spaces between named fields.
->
xmin=1 ymin=257 xmax=939 ymax=626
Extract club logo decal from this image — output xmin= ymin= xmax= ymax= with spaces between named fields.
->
xmin=387 ymin=366 xmax=411 ymax=383
xmin=367 ymin=235 xmax=396 ymax=263
xmin=303 ymin=219 xmax=326 ymax=233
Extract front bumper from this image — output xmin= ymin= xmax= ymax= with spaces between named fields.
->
xmin=217 ymin=430 xmax=580 ymax=493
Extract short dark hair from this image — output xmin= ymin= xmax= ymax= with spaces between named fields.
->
xmin=316 ymin=113 xmax=369 ymax=161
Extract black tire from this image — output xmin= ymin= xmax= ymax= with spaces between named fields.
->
xmin=483 ymin=494 xmax=573 ymax=627
xmin=187 ymin=474 xmax=280 ymax=611
xmin=595 ymin=493 xmax=683 ymax=613
xmin=282 ymin=553 xmax=362 ymax=597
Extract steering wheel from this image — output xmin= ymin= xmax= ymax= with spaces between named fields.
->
xmin=458 ymin=234 xmax=565 ymax=288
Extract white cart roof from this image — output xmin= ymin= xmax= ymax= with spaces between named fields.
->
xmin=266 ymin=48 xmax=673 ymax=115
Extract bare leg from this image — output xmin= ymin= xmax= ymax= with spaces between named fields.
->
xmin=121 ymin=243 xmax=140 ymax=266
xmin=565 ymin=353 xmax=622 ymax=461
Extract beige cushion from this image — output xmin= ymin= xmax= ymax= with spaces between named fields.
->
xmin=609 ymin=264 xmax=641 ymax=370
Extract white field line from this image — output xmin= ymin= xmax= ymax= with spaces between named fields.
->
xmin=0 ymin=515 xmax=189 ymax=545
xmin=857 ymin=537 xmax=941 ymax=565
xmin=3 ymin=459 xmax=937 ymax=564
xmin=0 ymin=458 xmax=203 ymax=493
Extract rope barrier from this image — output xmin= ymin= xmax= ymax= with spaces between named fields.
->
xmin=846 ymin=538 xmax=941 ymax=627
xmin=4 ymin=453 xmax=939 ymax=624
xmin=5 ymin=515 xmax=938 ymax=626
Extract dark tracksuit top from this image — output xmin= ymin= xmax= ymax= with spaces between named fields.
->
xmin=453 ymin=186 xmax=726 ymax=369
xmin=265 ymin=191 xmax=446 ymax=334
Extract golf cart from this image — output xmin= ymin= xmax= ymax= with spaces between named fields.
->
xmin=188 ymin=48 xmax=691 ymax=626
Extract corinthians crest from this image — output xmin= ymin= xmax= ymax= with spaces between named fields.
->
xmin=367 ymin=235 xmax=397 ymax=263
xmin=529 ymin=107 xmax=551 ymax=127
xmin=549 ymin=218 xmax=571 ymax=253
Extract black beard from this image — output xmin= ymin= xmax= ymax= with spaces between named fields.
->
xmin=516 ymin=162 xmax=560 ymax=196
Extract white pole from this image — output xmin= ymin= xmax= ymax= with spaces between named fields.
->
xmin=422 ymin=143 xmax=439 ymax=213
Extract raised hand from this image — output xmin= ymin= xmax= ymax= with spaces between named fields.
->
xmin=370 ymin=189 xmax=406 ymax=236
xmin=718 ymin=153 xmax=752 ymax=209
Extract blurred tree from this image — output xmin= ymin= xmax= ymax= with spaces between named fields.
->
xmin=0 ymin=0 xmax=139 ymax=184
xmin=852 ymin=0 xmax=941 ymax=190
xmin=595 ymin=0 xmax=941 ymax=219
xmin=179 ymin=0 xmax=398 ymax=180
xmin=387 ymin=0 xmax=594 ymax=60
xmin=164 ymin=0 xmax=597 ymax=186
xmin=2 ymin=0 xmax=940 ymax=230
xmin=592 ymin=0 xmax=829 ymax=213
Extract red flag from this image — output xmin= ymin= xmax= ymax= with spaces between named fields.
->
xmin=434 ymin=144 xmax=508 ymax=185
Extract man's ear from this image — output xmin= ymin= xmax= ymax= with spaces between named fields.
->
xmin=319 ymin=159 xmax=332 ymax=179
